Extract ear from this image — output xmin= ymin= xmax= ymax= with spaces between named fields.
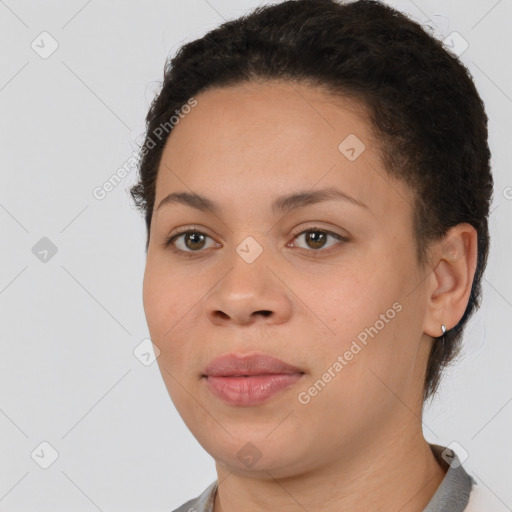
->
xmin=423 ymin=223 xmax=479 ymax=338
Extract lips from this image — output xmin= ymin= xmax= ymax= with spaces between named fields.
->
xmin=201 ymin=352 xmax=305 ymax=406
xmin=202 ymin=352 xmax=304 ymax=377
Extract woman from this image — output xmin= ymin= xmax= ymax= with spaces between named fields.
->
xmin=130 ymin=0 xmax=501 ymax=510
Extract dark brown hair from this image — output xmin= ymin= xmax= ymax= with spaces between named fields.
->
xmin=130 ymin=0 xmax=493 ymax=404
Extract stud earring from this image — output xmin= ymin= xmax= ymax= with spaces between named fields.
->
xmin=441 ymin=324 xmax=446 ymax=335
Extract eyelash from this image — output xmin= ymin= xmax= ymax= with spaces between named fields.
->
xmin=162 ymin=225 xmax=349 ymax=257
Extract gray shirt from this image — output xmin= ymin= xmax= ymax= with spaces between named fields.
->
xmin=173 ymin=444 xmax=475 ymax=512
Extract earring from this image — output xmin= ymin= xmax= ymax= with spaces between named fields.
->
xmin=441 ymin=324 xmax=446 ymax=335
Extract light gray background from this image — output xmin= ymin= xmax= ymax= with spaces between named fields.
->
xmin=0 ymin=1 xmax=510 ymax=511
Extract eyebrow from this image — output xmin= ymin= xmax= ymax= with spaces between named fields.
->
xmin=155 ymin=186 xmax=368 ymax=215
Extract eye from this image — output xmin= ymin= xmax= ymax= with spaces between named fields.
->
xmin=163 ymin=228 xmax=219 ymax=254
xmin=289 ymin=226 xmax=348 ymax=254
xmin=162 ymin=225 xmax=348 ymax=256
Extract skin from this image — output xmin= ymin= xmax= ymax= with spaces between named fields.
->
xmin=142 ymin=80 xmax=478 ymax=512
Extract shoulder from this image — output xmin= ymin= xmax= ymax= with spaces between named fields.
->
xmin=171 ymin=481 xmax=218 ymax=512
xmin=465 ymin=480 xmax=510 ymax=512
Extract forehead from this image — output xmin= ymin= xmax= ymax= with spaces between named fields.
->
xmin=164 ymin=80 xmax=372 ymax=161
xmin=154 ymin=80 xmax=414 ymax=219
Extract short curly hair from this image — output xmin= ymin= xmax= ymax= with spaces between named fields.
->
xmin=130 ymin=0 xmax=493 ymax=404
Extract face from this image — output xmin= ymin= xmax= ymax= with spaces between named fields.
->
xmin=143 ymin=80 xmax=433 ymax=478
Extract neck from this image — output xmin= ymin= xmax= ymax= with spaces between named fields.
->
xmin=213 ymin=417 xmax=447 ymax=512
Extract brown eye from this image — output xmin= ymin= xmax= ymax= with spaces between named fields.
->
xmin=164 ymin=229 xmax=217 ymax=253
xmin=182 ymin=232 xmax=207 ymax=250
xmin=292 ymin=228 xmax=345 ymax=252
xmin=304 ymin=230 xmax=328 ymax=249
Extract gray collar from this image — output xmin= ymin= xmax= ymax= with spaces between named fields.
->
xmin=424 ymin=443 xmax=475 ymax=512
xmin=173 ymin=444 xmax=474 ymax=512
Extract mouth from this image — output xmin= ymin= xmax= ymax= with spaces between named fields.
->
xmin=201 ymin=352 xmax=305 ymax=406
xmin=202 ymin=352 xmax=304 ymax=378
xmin=201 ymin=371 xmax=304 ymax=377
xmin=202 ymin=372 xmax=305 ymax=406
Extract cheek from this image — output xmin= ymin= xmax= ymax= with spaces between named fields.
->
xmin=142 ymin=260 xmax=187 ymax=345
xmin=315 ymin=287 xmax=421 ymax=417
xmin=142 ymin=267 xmax=167 ymax=333
xmin=304 ymin=255 xmax=410 ymax=377
xmin=143 ymin=249 xmax=190 ymax=312
xmin=142 ymin=258 xmax=210 ymax=380
xmin=301 ymin=262 xmax=381 ymax=339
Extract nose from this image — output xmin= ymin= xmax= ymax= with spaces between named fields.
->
xmin=204 ymin=252 xmax=293 ymax=327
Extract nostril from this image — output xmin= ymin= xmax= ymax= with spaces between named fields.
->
xmin=255 ymin=310 xmax=272 ymax=317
